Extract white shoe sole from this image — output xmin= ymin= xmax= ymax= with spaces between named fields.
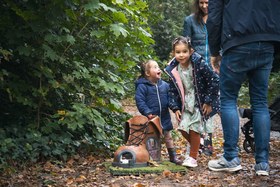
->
xmin=183 ymin=164 xmax=198 ymax=168
xmin=182 ymin=162 xmax=198 ymax=168
xmin=209 ymin=165 xmax=242 ymax=172
xmin=256 ymin=170 xmax=269 ymax=176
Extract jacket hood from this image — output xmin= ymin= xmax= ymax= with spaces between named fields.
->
xmin=135 ymin=77 xmax=162 ymax=88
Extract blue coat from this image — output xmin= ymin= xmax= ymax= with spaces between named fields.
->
xmin=135 ymin=78 xmax=173 ymax=131
xmin=207 ymin=0 xmax=280 ymax=56
xmin=183 ymin=14 xmax=210 ymax=64
xmin=164 ymin=52 xmax=220 ymax=122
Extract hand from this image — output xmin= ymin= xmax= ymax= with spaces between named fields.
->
xmin=147 ymin=114 xmax=155 ymax=119
xmin=210 ymin=55 xmax=221 ymax=74
xmin=202 ymin=104 xmax=212 ymax=116
xmin=175 ymin=110 xmax=182 ymax=122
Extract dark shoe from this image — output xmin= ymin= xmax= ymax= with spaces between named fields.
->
xmin=255 ymin=162 xmax=269 ymax=176
xmin=168 ymin=148 xmax=183 ymax=165
xmin=199 ymin=143 xmax=204 ymax=155
xmin=203 ymin=146 xmax=213 ymax=156
xmin=202 ymin=133 xmax=213 ymax=156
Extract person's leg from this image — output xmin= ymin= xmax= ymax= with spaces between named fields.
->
xmin=179 ymin=129 xmax=190 ymax=143
xmin=208 ymin=42 xmax=273 ymax=173
xmin=164 ymin=131 xmax=182 ymax=165
xmin=203 ymin=133 xmax=213 ymax=155
xmin=203 ymin=117 xmax=214 ymax=156
xmin=219 ymin=47 xmax=248 ymax=161
xmin=189 ymin=130 xmax=200 ymax=159
xmin=182 ymin=130 xmax=200 ymax=167
xmin=248 ymin=42 xmax=273 ymax=175
xmin=179 ymin=130 xmax=191 ymax=160
xmin=179 ymin=129 xmax=200 ymax=159
xmin=208 ymin=43 xmax=257 ymax=172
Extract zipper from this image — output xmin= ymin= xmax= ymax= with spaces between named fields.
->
xmin=155 ymin=84 xmax=163 ymax=128
xmin=164 ymin=68 xmax=183 ymax=110
xmin=204 ymin=24 xmax=209 ymax=65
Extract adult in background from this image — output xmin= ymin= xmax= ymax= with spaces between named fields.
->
xmin=207 ymin=0 xmax=280 ymax=176
xmin=183 ymin=0 xmax=218 ymax=156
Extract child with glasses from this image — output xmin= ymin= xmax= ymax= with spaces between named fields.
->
xmin=164 ymin=36 xmax=220 ymax=167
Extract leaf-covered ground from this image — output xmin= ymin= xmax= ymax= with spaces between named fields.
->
xmin=1 ymin=106 xmax=280 ymax=187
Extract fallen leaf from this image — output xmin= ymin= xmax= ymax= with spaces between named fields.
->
xmin=162 ymin=169 xmax=172 ymax=177
xmin=132 ymin=182 xmax=146 ymax=187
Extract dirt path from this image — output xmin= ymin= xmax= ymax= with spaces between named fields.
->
xmin=0 ymin=106 xmax=279 ymax=187
xmin=114 ymin=105 xmax=280 ymax=187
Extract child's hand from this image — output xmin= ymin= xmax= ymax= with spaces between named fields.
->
xmin=147 ymin=114 xmax=155 ymax=119
xmin=175 ymin=110 xmax=182 ymax=121
xmin=202 ymin=104 xmax=212 ymax=116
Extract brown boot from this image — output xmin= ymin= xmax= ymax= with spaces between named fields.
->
xmin=167 ymin=148 xmax=182 ymax=165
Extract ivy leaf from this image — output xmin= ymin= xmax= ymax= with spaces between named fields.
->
xmin=110 ymin=98 xmax=122 ymax=110
xmin=135 ymin=0 xmax=148 ymax=10
xmin=113 ymin=0 xmax=124 ymax=4
xmin=100 ymin=3 xmax=116 ymax=12
xmin=42 ymin=44 xmax=58 ymax=61
xmin=139 ymin=27 xmax=152 ymax=38
xmin=110 ymin=23 xmax=128 ymax=37
xmin=90 ymin=30 xmax=105 ymax=38
xmin=64 ymin=34 xmax=75 ymax=44
xmin=112 ymin=12 xmax=128 ymax=23
xmin=92 ymin=109 xmax=106 ymax=125
xmin=65 ymin=9 xmax=77 ymax=21
xmin=17 ymin=45 xmax=32 ymax=56
xmin=83 ymin=0 xmax=100 ymax=11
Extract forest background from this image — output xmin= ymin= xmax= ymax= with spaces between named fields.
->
xmin=1 ymin=0 xmax=280 ymax=174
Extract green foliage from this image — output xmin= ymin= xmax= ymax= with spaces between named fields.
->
xmin=1 ymin=0 xmax=279 ymax=170
xmin=147 ymin=0 xmax=192 ymax=62
xmin=268 ymin=72 xmax=280 ymax=103
xmin=238 ymin=73 xmax=280 ymax=108
xmin=0 ymin=0 xmax=153 ymax=167
xmin=0 ymin=108 xmax=129 ymax=169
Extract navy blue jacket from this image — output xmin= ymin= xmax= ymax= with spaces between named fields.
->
xmin=164 ymin=52 xmax=220 ymax=122
xmin=135 ymin=78 xmax=173 ymax=131
xmin=207 ymin=0 xmax=280 ymax=56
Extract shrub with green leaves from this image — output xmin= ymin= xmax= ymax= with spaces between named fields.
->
xmin=0 ymin=0 xmax=153 ymax=166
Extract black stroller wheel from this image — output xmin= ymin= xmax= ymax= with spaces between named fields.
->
xmin=243 ymin=138 xmax=255 ymax=153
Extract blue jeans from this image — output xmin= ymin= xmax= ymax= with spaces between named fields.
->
xmin=220 ymin=42 xmax=274 ymax=164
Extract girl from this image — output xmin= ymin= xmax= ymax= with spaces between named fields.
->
xmin=183 ymin=0 xmax=219 ymax=156
xmin=164 ymin=36 xmax=220 ymax=167
xmin=135 ymin=59 xmax=182 ymax=165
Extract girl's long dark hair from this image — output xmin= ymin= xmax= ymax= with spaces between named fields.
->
xmin=193 ymin=0 xmax=204 ymax=24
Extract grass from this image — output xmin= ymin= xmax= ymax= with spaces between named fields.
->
xmin=105 ymin=160 xmax=187 ymax=176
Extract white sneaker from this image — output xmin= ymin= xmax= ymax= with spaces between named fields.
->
xmin=182 ymin=157 xmax=198 ymax=168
